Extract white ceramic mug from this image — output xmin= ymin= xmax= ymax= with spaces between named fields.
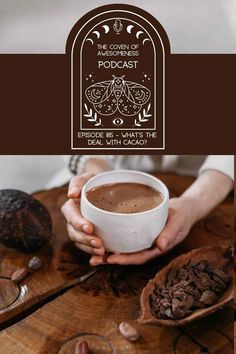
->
xmin=80 ymin=170 xmax=169 ymax=253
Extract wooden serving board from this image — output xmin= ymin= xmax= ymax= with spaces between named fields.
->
xmin=0 ymin=173 xmax=234 ymax=353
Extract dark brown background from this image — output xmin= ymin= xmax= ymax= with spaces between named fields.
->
xmin=0 ymin=54 xmax=235 ymax=154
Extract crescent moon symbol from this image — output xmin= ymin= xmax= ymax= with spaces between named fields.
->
xmin=92 ymin=31 xmax=100 ymax=39
xmin=136 ymin=31 xmax=144 ymax=39
xmin=86 ymin=38 xmax=94 ymax=45
xmin=102 ymin=25 xmax=109 ymax=33
xmin=142 ymin=38 xmax=150 ymax=45
xmin=127 ymin=25 xmax=134 ymax=34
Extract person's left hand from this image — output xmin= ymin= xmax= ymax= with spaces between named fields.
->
xmin=90 ymin=197 xmax=196 ymax=266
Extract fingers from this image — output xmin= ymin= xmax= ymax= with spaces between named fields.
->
xmin=68 ymin=172 xmax=94 ymax=199
xmin=61 ymin=173 xmax=107 ymax=258
xmin=75 ymin=243 xmax=105 ymax=256
xmin=66 ymin=223 xmax=103 ymax=248
xmin=90 ymin=237 xmax=181 ymax=267
xmin=107 ymin=247 xmax=162 ymax=265
xmin=155 ymin=209 xmax=179 ymax=251
xmin=67 ymin=224 xmax=105 ymax=256
xmin=62 ymin=198 xmax=105 ymax=257
xmin=90 ymin=255 xmax=108 ymax=266
xmin=61 ymin=199 xmax=94 ymax=234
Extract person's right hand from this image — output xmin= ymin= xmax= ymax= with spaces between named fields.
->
xmin=61 ymin=173 xmax=106 ymax=262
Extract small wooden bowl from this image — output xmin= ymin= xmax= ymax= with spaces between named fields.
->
xmin=139 ymin=246 xmax=233 ymax=326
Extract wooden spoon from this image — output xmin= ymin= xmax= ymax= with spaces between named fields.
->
xmin=139 ymin=246 xmax=233 ymax=326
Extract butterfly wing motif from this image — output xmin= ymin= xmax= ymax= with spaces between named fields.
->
xmin=85 ymin=81 xmax=111 ymax=104
xmin=94 ymin=91 xmax=119 ymax=116
xmin=85 ymin=78 xmax=151 ymax=117
xmin=116 ymin=90 xmax=141 ymax=116
xmin=85 ymin=80 xmax=118 ymax=116
xmin=117 ymin=81 xmax=151 ymax=116
xmin=125 ymin=81 xmax=151 ymax=106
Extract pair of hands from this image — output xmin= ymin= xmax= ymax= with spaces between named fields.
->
xmin=61 ymin=173 xmax=194 ymax=266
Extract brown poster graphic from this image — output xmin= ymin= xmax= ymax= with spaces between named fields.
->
xmin=67 ymin=4 xmax=170 ymax=151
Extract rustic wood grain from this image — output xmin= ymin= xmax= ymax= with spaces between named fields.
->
xmin=0 ymin=186 xmax=92 ymax=324
xmin=0 ymin=278 xmax=20 ymax=311
xmin=0 ymin=173 xmax=234 ymax=353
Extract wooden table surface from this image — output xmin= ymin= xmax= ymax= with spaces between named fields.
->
xmin=0 ymin=173 xmax=234 ymax=354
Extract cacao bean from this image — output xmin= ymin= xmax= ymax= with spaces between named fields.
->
xmin=11 ymin=267 xmax=28 ymax=282
xmin=28 ymin=256 xmax=42 ymax=271
xmin=119 ymin=322 xmax=140 ymax=341
xmin=75 ymin=340 xmax=89 ymax=354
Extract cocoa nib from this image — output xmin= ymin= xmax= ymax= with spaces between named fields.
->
xmin=150 ymin=260 xmax=231 ymax=320
xmin=199 ymin=290 xmax=217 ymax=305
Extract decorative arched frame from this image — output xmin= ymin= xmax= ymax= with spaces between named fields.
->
xmin=67 ymin=4 xmax=170 ymax=150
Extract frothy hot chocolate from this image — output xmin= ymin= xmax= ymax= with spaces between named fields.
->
xmin=86 ymin=182 xmax=164 ymax=213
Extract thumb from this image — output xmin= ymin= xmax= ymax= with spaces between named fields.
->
xmin=156 ymin=218 xmax=179 ymax=252
xmin=68 ymin=172 xmax=94 ymax=199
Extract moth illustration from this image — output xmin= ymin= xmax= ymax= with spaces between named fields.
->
xmin=85 ymin=75 xmax=151 ymax=116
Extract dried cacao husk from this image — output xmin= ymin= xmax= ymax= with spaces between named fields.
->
xmin=0 ymin=189 xmax=52 ymax=252
xmin=139 ymin=246 xmax=233 ymax=326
